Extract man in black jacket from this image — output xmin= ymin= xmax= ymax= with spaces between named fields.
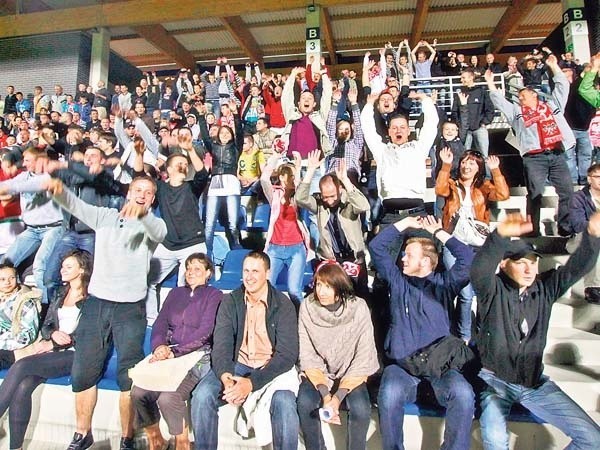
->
xmin=132 ymin=133 xmax=209 ymax=323
xmin=191 ymin=251 xmax=299 ymax=450
xmin=471 ymin=213 xmax=600 ymax=450
xmin=451 ymin=69 xmax=494 ymax=158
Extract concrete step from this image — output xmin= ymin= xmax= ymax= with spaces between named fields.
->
xmin=543 ymin=364 xmax=600 ymax=413
xmin=544 ymin=327 xmax=600 ymax=366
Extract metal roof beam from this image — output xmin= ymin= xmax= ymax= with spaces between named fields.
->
xmin=220 ymin=16 xmax=263 ymax=65
xmin=131 ymin=24 xmax=196 ymax=69
xmin=489 ymin=0 xmax=540 ymax=54
xmin=320 ymin=7 xmax=337 ymax=65
xmin=410 ymin=0 xmax=430 ymax=48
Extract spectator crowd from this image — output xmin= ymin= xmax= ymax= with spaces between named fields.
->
xmin=0 ymin=39 xmax=599 ymax=450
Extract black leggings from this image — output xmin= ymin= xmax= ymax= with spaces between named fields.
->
xmin=0 ymin=350 xmax=74 ymax=449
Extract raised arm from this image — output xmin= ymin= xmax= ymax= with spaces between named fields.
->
xmin=359 ymin=95 xmax=388 ymax=163
xmin=546 ymin=54 xmax=570 ymax=111
xmin=578 ymin=54 xmax=600 ymax=108
xmin=485 ymin=70 xmax=516 ymax=123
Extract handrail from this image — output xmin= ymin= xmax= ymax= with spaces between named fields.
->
xmin=404 ymin=73 xmax=511 ymax=129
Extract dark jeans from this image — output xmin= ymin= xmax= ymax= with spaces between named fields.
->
xmin=522 ymin=151 xmax=573 ymax=235
xmin=0 ymin=350 xmax=74 ymax=448
xmin=297 ymin=378 xmax=372 ymax=450
xmin=378 ymin=365 xmax=474 ymax=450
xmin=44 ymin=230 xmax=95 ymax=303
xmin=190 ymin=364 xmax=299 ymax=450
xmin=71 ymin=295 xmax=146 ymax=392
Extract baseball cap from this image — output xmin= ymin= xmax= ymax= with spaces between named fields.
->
xmin=503 ymin=240 xmax=541 ymax=261
xmin=125 ymin=119 xmax=135 ymax=128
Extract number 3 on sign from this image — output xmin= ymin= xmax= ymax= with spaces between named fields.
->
xmin=306 ymin=40 xmax=320 ymax=54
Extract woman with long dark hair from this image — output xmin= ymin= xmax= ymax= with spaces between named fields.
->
xmin=296 ymin=262 xmax=378 ymax=450
xmin=201 ymin=99 xmax=244 ymax=259
xmin=0 ymin=250 xmax=92 ymax=450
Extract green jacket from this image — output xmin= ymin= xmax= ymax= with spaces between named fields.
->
xmin=578 ymin=70 xmax=600 ymax=108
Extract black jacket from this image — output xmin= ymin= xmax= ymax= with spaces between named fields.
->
xmin=55 ymin=162 xmax=124 ymax=233
xmin=564 ymin=77 xmax=595 ymax=131
xmin=198 ymin=113 xmax=243 ymax=176
xmin=451 ymin=85 xmax=494 ymax=131
xmin=471 ymin=230 xmax=600 ymax=387
xmin=211 ymin=282 xmax=299 ymax=391
xmin=155 ymin=168 xmax=209 ymax=250
xmin=41 ymin=286 xmax=85 ymax=350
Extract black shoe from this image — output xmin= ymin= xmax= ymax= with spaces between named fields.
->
xmin=67 ymin=431 xmax=94 ymax=450
xmin=120 ymin=437 xmax=135 ymax=450
xmin=584 ymin=287 xmax=600 ymax=305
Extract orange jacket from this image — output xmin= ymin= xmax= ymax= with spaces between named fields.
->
xmin=435 ymin=162 xmax=510 ymax=230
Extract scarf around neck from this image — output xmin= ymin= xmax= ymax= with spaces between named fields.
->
xmin=521 ymin=101 xmax=562 ymax=148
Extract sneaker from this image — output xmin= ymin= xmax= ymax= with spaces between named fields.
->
xmin=120 ymin=437 xmax=135 ymax=450
xmin=67 ymin=431 xmax=94 ymax=450
xmin=584 ymin=287 xmax=600 ymax=305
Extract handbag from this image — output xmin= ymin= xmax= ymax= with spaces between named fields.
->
xmin=129 ymin=349 xmax=209 ymax=392
xmin=450 ymin=186 xmax=489 ymax=247
xmin=400 ymin=335 xmax=477 ymax=378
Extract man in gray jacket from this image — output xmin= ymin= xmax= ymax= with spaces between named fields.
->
xmin=45 ymin=176 xmax=167 ymax=450
xmin=296 ymin=150 xmax=370 ymax=297
xmin=484 ymin=54 xmax=574 ymax=236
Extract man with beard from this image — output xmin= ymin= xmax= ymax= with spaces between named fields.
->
xmin=132 ymin=138 xmax=209 ymax=324
xmin=297 ymin=152 xmax=370 ymax=298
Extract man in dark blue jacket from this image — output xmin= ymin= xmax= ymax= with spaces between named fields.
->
xmin=191 ymin=251 xmax=299 ymax=450
xmin=471 ymin=213 xmax=600 ymax=450
xmin=370 ymin=215 xmax=475 ymax=450
xmin=566 ymin=162 xmax=600 ymax=302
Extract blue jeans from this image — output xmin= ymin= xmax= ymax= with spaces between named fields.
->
xmin=267 ymin=242 xmax=306 ymax=304
xmin=300 ymin=166 xmax=321 ymax=246
xmin=378 ymin=365 xmax=474 ymax=450
xmin=204 ymin=194 xmax=240 ymax=260
xmin=297 ymin=378 xmax=372 ymax=450
xmin=191 ymin=364 xmax=299 ymax=450
xmin=43 ymin=231 xmax=95 ymax=303
xmin=479 ymin=369 xmax=600 ymax=450
xmin=443 ymin=246 xmax=475 ymax=341
xmin=464 ymin=126 xmax=490 ymax=158
xmin=522 ymin=151 xmax=573 ymax=235
xmin=2 ymin=225 xmax=63 ymax=303
xmin=566 ymin=129 xmax=594 ymax=184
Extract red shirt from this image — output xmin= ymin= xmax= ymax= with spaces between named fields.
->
xmin=270 ymin=202 xmax=303 ymax=246
xmin=0 ymin=169 xmax=22 ymax=219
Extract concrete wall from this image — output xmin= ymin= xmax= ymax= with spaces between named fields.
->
xmin=0 ymin=31 xmax=141 ymax=99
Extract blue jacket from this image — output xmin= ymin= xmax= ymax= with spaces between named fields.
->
xmin=567 ymin=186 xmax=595 ymax=235
xmin=369 ymin=226 xmax=473 ymax=363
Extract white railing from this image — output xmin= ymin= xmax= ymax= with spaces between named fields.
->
xmin=406 ymin=73 xmax=510 ymax=127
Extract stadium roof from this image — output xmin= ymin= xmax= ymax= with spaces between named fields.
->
xmin=0 ymin=0 xmax=563 ymax=70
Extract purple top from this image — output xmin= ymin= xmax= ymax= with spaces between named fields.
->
xmin=288 ymin=115 xmax=318 ymax=158
xmin=151 ymin=285 xmax=223 ymax=357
